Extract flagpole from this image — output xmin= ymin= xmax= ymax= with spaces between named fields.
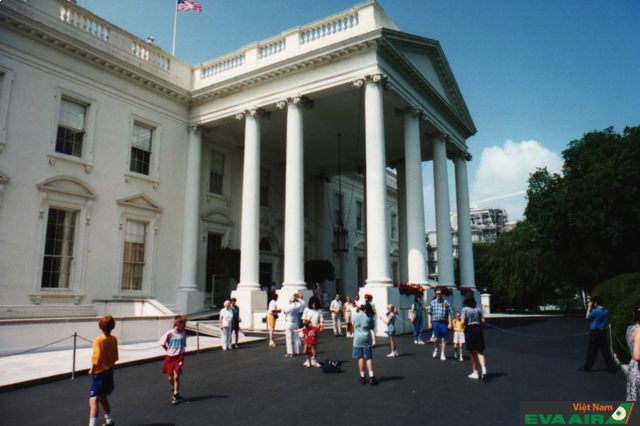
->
xmin=172 ymin=0 xmax=178 ymax=56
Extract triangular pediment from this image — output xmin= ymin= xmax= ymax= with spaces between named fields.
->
xmin=117 ymin=193 xmax=163 ymax=211
xmin=37 ymin=175 xmax=96 ymax=198
xmin=201 ymin=210 xmax=234 ymax=225
xmin=382 ymin=31 xmax=477 ymax=136
xmin=0 ymin=170 xmax=10 ymax=183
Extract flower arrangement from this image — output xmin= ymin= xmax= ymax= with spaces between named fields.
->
xmin=432 ymin=285 xmax=453 ymax=296
xmin=393 ymin=283 xmax=426 ymax=296
xmin=459 ymin=287 xmax=475 ymax=297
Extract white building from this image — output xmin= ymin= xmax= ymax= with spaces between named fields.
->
xmin=0 ymin=0 xmax=478 ymax=328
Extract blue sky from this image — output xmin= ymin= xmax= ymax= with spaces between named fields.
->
xmin=82 ymin=0 xmax=640 ymax=229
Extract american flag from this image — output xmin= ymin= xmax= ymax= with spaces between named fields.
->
xmin=177 ymin=0 xmax=202 ymax=13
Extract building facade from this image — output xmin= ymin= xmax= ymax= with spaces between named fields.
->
xmin=0 ymin=0 xmax=477 ymax=326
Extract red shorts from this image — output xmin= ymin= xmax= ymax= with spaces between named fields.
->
xmin=161 ymin=353 xmax=184 ymax=375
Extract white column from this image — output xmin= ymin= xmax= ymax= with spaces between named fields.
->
xmin=177 ymin=126 xmax=204 ymax=314
xmin=432 ymin=133 xmax=455 ymax=286
xmin=403 ymin=110 xmax=429 ymax=285
xmin=454 ymin=153 xmax=476 ymax=288
xmin=395 ymin=161 xmax=409 ymax=284
xmin=237 ymin=109 xmax=266 ymax=290
xmin=362 ymin=75 xmax=392 ymax=287
xmin=278 ymin=97 xmax=312 ymax=290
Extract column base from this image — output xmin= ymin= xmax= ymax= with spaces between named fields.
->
xmin=281 ymin=282 xmax=308 ymax=291
xmin=177 ymin=288 xmax=204 ymax=315
xmin=231 ymin=288 xmax=267 ymax=329
xmin=364 ymin=278 xmax=393 ymax=287
xmin=359 ymin=286 xmax=400 ymax=337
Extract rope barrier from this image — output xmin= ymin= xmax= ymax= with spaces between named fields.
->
xmin=610 ymin=327 xmax=632 ymax=354
xmin=0 ymin=335 xmax=75 ymax=359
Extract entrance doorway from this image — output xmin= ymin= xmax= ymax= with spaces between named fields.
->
xmin=259 ymin=262 xmax=273 ymax=289
xmin=206 ymin=233 xmax=230 ymax=308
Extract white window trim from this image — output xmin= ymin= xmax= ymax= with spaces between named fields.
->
xmin=390 ymin=212 xmax=398 ymax=242
xmin=0 ymin=65 xmax=16 ymax=154
xmin=113 ymin=193 xmax=163 ymax=298
xmin=355 ymin=198 xmax=364 ymax=235
xmin=333 ymin=189 xmax=345 ymax=226
xmin=48 ymin=88 xmax=98 ymax=173
xmin=30 ymin=176 xmax=96 ymax=303
xmin=199 ymin=210 xmax=234 ymax=292
xmin=206 ymin=143 xmax=232 ymax=202
xmin=124 ymin=114 xmax=162 ymax=188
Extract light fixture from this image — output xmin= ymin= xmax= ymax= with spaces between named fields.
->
xmin=334 ymin=133 xmax=349 ymax=253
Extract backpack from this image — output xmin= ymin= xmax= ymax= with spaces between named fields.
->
xmin=322 ymin=358 xmax=342 ymax=373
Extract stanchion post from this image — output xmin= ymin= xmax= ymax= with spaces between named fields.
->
xmin=608 ymin=324 xmax=615 ymax=360
xmin=72 ymin=332 xmax=77 ymax=380
xmin=197 ymin=323 xmax=200 ymax=355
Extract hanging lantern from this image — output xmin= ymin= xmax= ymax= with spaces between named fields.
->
xmin=333 ymin=133 xmax=349 ymax=253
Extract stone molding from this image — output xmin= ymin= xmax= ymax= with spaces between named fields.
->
xmin=235 ymin=108 xmax=271 ymax=121
xmin=276 ymin=96 xmax=314 ymax=110
xmin=395 ymin=106 xmax=423 ymax=118
xmin=353 ymin=73 xmax=391 ymax=90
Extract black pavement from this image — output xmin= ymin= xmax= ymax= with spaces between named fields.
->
xmin=0 ymin=317 xmax=627 ymax=426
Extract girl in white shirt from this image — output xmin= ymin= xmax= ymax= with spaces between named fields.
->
xmin=302 ymin=296 xmax=323 ymax=364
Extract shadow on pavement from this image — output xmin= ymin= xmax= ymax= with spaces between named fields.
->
xmin=183 ymin=394 xmax=229 ymax=403
xmin=378 ymin=376 xmax=405 ymax=383
xmin=130 ymin=424 xmax=175 ymax=426
xmin=484 ymin=372 xmax=507 ymax=382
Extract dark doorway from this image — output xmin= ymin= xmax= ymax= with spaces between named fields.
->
xmin=206 ymin=233 xmax=226 ymax=307
xmin=259 ymin=262 xmax=273 ymax=289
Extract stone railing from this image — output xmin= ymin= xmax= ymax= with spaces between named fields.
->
xmin=131 ymin=41 xmax=171 ymax=71
xmin=300 ymin=12 xmax=359 ymax=46
xmin=193 ymin=0 xmax=398 ymax=90
xmin=59 ymin=3 xmax=109 ymax=41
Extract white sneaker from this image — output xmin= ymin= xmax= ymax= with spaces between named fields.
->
xmin=454 ymin=351 xmax=458 ymax=358
xmin=312 ymin=361 xmax=321 ymax=368
xmin=468 ymin=371 xmax=480 ymax=380
xmin=440 ymin=354 xmax=446 ymax=361
xmin=432 ymin=349 xmax=438 ymax=358
xmin=417 ymin=341 xmax=426 ymax=345
xmin=394 ymin=350 xmax=399 ymax=357
xmin=414 ymin=340 xmax=418 ymax=345
xmin=303 ymin=360 xmax=310 ymax=367
xmin=387 ymin=352 xmax=395 ymax=358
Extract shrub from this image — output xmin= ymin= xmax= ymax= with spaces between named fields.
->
xmin=460 ymin=287 xmax=474 ymax=297
xmin=591 ymin=273 xmax=640 ymax=364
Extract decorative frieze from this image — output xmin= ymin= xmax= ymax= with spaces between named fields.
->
xmin=29 ymin=294 xmax=84 ymax=305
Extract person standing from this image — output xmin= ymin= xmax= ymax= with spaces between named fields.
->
xmin=229 ymin=298 xmax=241 ymax=349
xmin=330 ymin=295 xmax=344 ymax=336
xmin=364 ymin=294 xmax=378 ymax=347
xmin=88 ymin=316 xmax=118 ymax=426
xmin=627 ymin=302 xmax=640 ymax=401
xmin=160 ymin=315 xmax=188 ymax=404
xmin=267 ymin=294 xmax=281 ymax=347
xmin=452 ymin=311 xmax=466 ymax=362
xmin=380 ymin=304 xmax=398 ymax=357
xmin=219 ymin=301 xmax=234 ymax=350
xmin=428 ymin=289 xmax=452 ymax=361
xmin=353 ymin=302 xmax=378 ymax=385
xmin=410 ymin=295 xmax=428 ymax=345
xmin=578 ymin=296 xmax=616 ymax=373
xmin=302 ymin=296 xmax=324 ymax=365
xmin=460 ymin=295 xmax=487 ymax=380
xmin=283 ymin=294 xmax=304 ymax=357
xmin=344 ymin=296 xmax=354 ymax=338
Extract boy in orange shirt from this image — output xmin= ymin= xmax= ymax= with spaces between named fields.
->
xmin=89 ymin=315 xmax=119 ymax=426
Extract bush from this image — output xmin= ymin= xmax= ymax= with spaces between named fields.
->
xmin=394 ymin=283 xmax=425 ymax=296
xmin=591 ymin=273 xmax=640 ymax=364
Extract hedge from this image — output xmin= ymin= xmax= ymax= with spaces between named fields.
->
xmin=591 ymin=273 xmax=640 ymax=364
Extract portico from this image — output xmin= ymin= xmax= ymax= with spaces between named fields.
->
xmin=177 ymin=1 xmax=479 ymax=326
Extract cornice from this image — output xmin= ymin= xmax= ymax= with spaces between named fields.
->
xmin=0 ymin=10 xmax=191 ymax=104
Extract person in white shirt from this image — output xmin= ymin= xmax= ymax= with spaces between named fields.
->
xmin=283 ymin=294 xmax=305 ymax=357
xmin=267 ymin=294 xmax=281 ymax=347
xmin=301 ymin=296 xmax=323 ymax=364
xmin=219 ymin=300 xmax=234 ymax=350
xmin=330 ymin=295 xmax=344 ymax=336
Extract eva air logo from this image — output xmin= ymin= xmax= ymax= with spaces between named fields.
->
xmin=606 ymin=403 xmax=633 ymax=424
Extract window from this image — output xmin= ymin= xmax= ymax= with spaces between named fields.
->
xmin=334 ymin=193 xmax=344 ymax=226
xmin=356 ymin=201 xmax=364 ymax=231
xmin=41 ymin=208 xmax=77 ymax=288
xmin=392 ymin=261 xmax=399 ymax=284
xmin=56 ymin=98 xmax=86 ymax=158
xmin=130 ymin=123 xmax=153 ymax=175
xmin=259 ymin=238 xmax=272 ymax=252
xmin=260 ymin=168 xmax=270 ymax=207
xmin=391 ymin=213 xmax=397 ymax=240
xmin=209 ymin=151 xmax=225 ymax=195
xmin=357 ymin=256 xmax=365 ymax=288
xmin=122 ymin=221 xmax=146 ymax=291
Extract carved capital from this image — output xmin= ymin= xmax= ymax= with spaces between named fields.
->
xmin=235 ymin=111 xmax=246 ymax=120
xmin=353 ymin=74 xmax=390 ymax=89
xmin=353 ymin=78 xmax=366 ymax=88
xmin=293 ymin=95 xmax=314 ymax=110
xmin=84 ymin=165 xmax=93 ymax=174
xmin=430 ymin=131 xmax=449 ymax=143
xmin=187 ymin=125 xmax=202 ymax=134
xmin=249 ymin=108 xmax=271 ymax=120
xmin=395 ymin=106 xmax=423 ymax=118
xmin=276 ymin=100 xmax=288 ymax=110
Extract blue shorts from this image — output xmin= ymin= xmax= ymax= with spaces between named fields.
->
xmin=433 ymin=321 xmax=449 ymax=339
xmin=385 ymin=325 xmax=396 ymax=336
xmin=352 ymin=346 xmax=373 ymax=360
xmin=90 ymin=368 xmax=114 ymax=398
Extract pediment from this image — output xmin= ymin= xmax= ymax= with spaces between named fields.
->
xmin=382 ymin=31 xmax=477 ymax=136
xmin=37 ymin=175 xmax=96 ymax=198
xmin=117 ymin=193 xmax=163 ymax=211
xmin=201 ymin=210 xmax=234 ymax=226
xmin=0 ymin=170 xmax=10 ymax=183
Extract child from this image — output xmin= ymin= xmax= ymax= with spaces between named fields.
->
xmin=89 ymin=315 xmax=118 ymax=426
xmin=364 ymin=294 xmax=377 ymax=347
xmin=296 ymin=319 xmax=322 ymax=368
xmin=452 ymin=311 xmax=466 ymax=362
xmin=353 ymin=302 xmax=377 ymax=385
xmin=380 ymin=304 xmax=398 ymax=357
xmin=159 ymin=315 xmax=187 ymax=405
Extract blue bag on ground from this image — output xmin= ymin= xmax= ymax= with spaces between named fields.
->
xmin=322 ymin=358 xmax=342 ymax=373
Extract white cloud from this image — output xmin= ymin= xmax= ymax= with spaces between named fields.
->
xmin=470 ymin=140 xmax=563 ymax=222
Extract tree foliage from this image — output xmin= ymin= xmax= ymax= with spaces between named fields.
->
xmin=304 ymin=259 xmax=335 ymax=286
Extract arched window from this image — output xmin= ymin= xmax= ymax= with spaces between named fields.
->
xmin=259 ymin=238 xmax=272 ymax=252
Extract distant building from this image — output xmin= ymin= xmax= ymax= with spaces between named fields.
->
xmin=427 ymin=207 xmax=508 ymax=279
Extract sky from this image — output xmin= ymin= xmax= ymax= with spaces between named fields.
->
xmin=81 ymin=0 xmax=640 ymax=230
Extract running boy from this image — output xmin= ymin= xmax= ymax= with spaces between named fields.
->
xmin=159 ymin=315 xmax=188 ymax=405
xmin=89 ymin=315 xmax=118 ymax=426
xmin=296 ymin=319 xmax=322 ymax=368
xmin=452 ymin=310 xmax=466 ymax=362
xmin=353 ymin=302 xmax=377 ymax=385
